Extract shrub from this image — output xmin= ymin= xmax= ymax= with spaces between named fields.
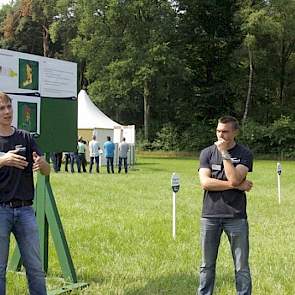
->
xmin=151 ymin=123 xmax=180 ymax=151
xmin=239 ymin=116 xmax=295 ymax=158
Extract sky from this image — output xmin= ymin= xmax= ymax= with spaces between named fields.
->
xmin=0 ymin=0 xmax=12 ymax=7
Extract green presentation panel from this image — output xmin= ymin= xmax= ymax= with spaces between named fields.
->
xmin=36 ymin=97 xmax=77 ymax=153
xmin=18 ymin=58 xmax=39 ymax=90
xmin=17 ymin=101 xmax=38 ymax=133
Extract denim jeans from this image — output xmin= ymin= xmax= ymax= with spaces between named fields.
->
xmin=89 ymin=156 xmax=99 ymax=173
xmin=64 ymin=153 xmax=70 ymax=172
xmin=198 ymin=218 xmax=251 ymax=295
xmin=118 ymin=157 xmax=127 ymax=173
xmin=70 ymin=153 xmax=79 ymax=173
xmin=106 ymin=157 xmax=114 ymax=173
xmin=78 ymin=153 xmax=87 ymax=172
xmin=0 ymin=205 xmax=47 ymax=295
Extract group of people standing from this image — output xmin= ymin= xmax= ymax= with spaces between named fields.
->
xmin=51 ymin=135 xmax=130 ymax=174
xmin=1 ymin=89 xmax=252 ymax=295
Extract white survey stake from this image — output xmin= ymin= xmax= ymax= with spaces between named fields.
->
xmin=277 ymin=162 xmax=282 ymax=204
xmin=171 ymin=173 xmax=180 ymax=240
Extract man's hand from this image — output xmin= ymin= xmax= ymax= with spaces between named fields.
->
xmin=235 ymin=179 xmax=253 ymax=192
xmin=0 ymin=149 xmax=28 ymax=169
xmin=32 ymin=152 xmax=51 ymax=175
xmin=214 ymin=139 xmax=228 ymax=153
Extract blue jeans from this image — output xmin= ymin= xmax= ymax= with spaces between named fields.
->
xmin=70 ymin=153 xmax=79 ymax=173
xmin=106 ymin=157 xmax=114 ymax=173
xmin=89 ymin=156 xmax=99 ymax=173
xmin=64 ymin=153 xmax=70 ymax=172
xmin=118 ymin=157 xmax=127 ymax=173
xmin=78 ymin=153 xmax=87 ymax=172
xmin=0 ymin=205 xmax=47 ymax=295
xmin=198 ymin=218 xmax=251 ymax=295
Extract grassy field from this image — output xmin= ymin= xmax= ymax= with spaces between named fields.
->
xmin=7 ymin=156 xmax=295 ymax=294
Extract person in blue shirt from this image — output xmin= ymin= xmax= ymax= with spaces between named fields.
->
xmin=103 ymin=136 xmax=115 ymax=173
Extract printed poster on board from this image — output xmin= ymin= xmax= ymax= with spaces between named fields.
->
xmin=0 ymin=49 xmax=77 ymax=98
xmin=10 ymin=94 xmax=41 ymax=135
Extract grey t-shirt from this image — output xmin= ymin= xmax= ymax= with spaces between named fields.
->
xmin=119 ymin=142 xmax=129 ymax=158
xmin=199 ymin=143 xmax=253 ymax=219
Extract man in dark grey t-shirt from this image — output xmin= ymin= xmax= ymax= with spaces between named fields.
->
xmin=0 ymin=92 xmax=50 ymax=295
xmin=197 ymin=116 xmax=253 ymax=295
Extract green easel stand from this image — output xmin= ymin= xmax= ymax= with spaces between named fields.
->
xmin=8 ymin=171 xmax=88 ymax=294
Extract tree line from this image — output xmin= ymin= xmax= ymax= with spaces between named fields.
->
xmin=1 ymin=0 xmax=295 ymax=156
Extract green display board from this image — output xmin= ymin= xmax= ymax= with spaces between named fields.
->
xmin=36 ymin=97 xmax=77 ymax=153
xmin=18 ymin=58 xmax=39 ymax=90
xmin=17 ymin=101 xmax=38 ymax=133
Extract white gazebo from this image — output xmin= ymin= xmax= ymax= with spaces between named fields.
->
xmin=77 ymin=89 xmax=135 ymax=165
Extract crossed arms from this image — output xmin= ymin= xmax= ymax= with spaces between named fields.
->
xmin=199 ymin=162 xmax=253 ymax=192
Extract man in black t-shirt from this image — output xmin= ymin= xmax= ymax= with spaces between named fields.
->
xmin=0 ymin=92 xmax=50 ymax=295
xmin=197 ymin=116 xmax=253 ymax=295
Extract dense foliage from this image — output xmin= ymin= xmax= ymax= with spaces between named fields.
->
xmin=0 ymin=0 xmax=294 ymax=155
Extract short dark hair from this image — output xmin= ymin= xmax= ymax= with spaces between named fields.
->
xmin=0 ymin=92 xmax=12 ymax=103
xmin=218 ymin=116 xmax=239 ymax=130
xmin=107 ymin=136 xmax=111 ymax=141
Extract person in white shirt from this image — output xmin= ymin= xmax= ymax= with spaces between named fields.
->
xmin=118 ymin=137 xmax=129 ymax=173
xmin=88 ymin=135 xmax=100 ymax=173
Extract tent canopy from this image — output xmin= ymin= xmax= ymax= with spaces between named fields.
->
xmin=78 ymin=90 xmax=121 ymax=129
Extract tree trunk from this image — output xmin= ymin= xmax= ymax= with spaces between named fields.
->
xmin=79 ymin=60 xmax=88 ymax=90
xmin=242 ymin=47 xmax=253 ymax=127
xmin=279 ymin=40 xmax=286 ymax=105
xmin=42 ymin=25 xmax=49 ymax=57
xmin=143 ymin=79 xmax=151 ymax=140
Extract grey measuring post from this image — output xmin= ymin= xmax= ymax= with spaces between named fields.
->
xmin=171 ymin=173 xmax=180 ymax=240
xmin=277 ymin=162 xmax=282 ymax=204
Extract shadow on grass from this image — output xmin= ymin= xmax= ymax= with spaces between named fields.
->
xmin=130 ymin=162 xmax=168 ymax=172
xmin=148 ymin=167 xmax=167 ymax=172
xmin=125 ymin=273 xmax=198 ymax=295
xmin=124 ymin=272 xmax=235 ymax=295
xmin=135 ymin=162 xmax=160 ymax=166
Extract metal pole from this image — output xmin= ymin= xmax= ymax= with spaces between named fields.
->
xmin=277 ymin=173 xmax=281 ymax=204
xmin=172 ymin=191 xmax=176 ymax=240
xmin=277 ymin=162 xmax=282 ymax=204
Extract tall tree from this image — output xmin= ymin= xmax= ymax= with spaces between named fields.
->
xmin=73 ymin=0 xmax=180 ymax=140
xmin=0 ymin=0 xmax=43 ymax=54
xmin=30 ymin=0 xmax=58 ymax=57
xmin=240 ymin=0 xmax=295 ymax=121
xmin=175 ymin=0 xmax=243 ymax=123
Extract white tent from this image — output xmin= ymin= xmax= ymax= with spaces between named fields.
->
xmin=77 ymin=90 xmax=135 ymax=165
xmin=78 ymin=89 xmax=121 ymax=130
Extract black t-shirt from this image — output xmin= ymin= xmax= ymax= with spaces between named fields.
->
xmin=0 ymin=128 xmax=42 ymax=202
xmin=199 ymin=143 xmax=253 ymax=219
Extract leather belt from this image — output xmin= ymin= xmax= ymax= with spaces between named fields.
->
xmin=0 ymin=200 xmax=33 ymax=208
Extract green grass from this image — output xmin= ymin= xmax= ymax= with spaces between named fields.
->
xmin=7 ymin=157 xmax=295 ymax=294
